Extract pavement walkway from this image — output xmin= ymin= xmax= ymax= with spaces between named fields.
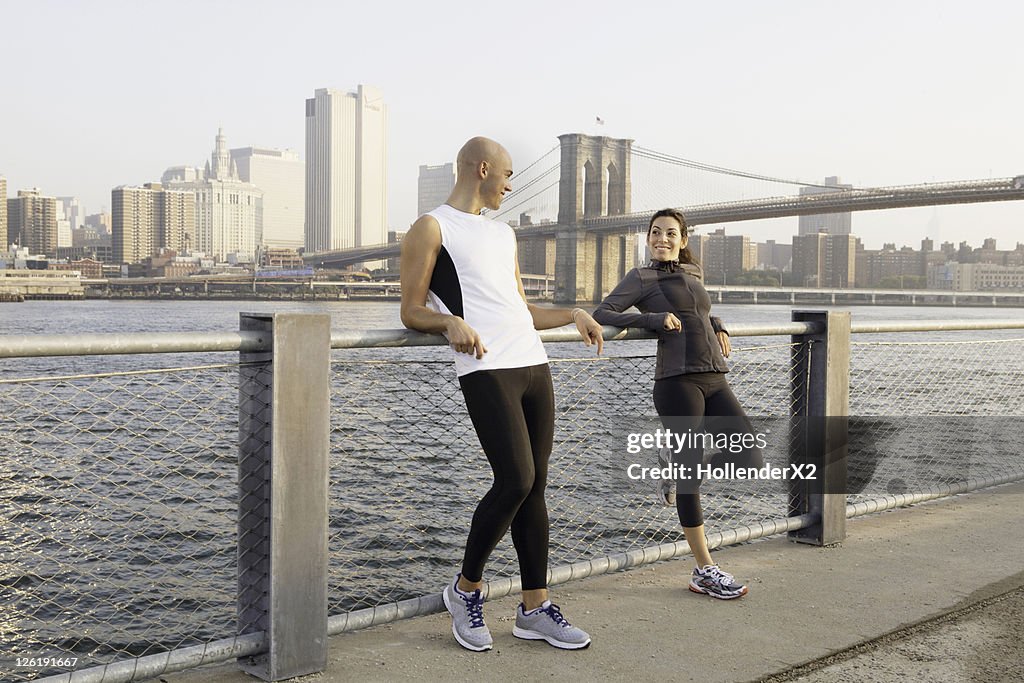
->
xmin=159 ymin=481 xmax=1024 ymax=683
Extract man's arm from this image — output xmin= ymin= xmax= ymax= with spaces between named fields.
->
xmin=514 ymin=246 xmax=603 ymax=354
xmin=400 ymin=215 xmax=486 ymax=358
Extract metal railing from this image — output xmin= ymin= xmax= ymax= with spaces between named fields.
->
xmin=2 ymin=313 xmax=1023 ymax=682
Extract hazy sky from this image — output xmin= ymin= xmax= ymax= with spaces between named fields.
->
xmin=2 ymin=0 xmax=1022 ymax=250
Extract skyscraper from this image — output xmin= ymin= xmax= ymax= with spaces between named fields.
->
xmin=112 ymin=186 xmax=155 ymax=264
xmin=417 ymin=162 xmax=455 ymax=216
xmin=112 ymin=183 xmax=195 ymax=264
xmin=8 ymin=189 xmax=58 ymax=256
xmin=165 ymin=129 xmax=263 ymax=262
xmin=156 ymin=188 xmax=194 ymax=255
xmin=690 ymin=228 xmax=756 ymax=285
xmin=792 ymin=232 xmax=860 ymax=288
xmin=85 ymin=212 xmax=112 ymax=234
xmin=230 ymin=147 xmax=304 ymax=250
xmin=304 ymin=85 xmax=387 ymax=253
xmin=798 ymin=176 xmax=853 ymax=236
xmin=0 ymin=176 xmax=7 ymax=251
xmin=57 ymin=196 xmax=86 ymax=231
xmin=55 ymin=197 xmax=84 ymax=249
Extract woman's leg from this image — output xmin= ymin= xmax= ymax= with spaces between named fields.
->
xmin=683 ymin=374 xmax=753 ymax=598
xmin=655 ymin=374 xmax=752 ymax=597
xmin=653 ymin=376 xmax=712 ymax=566
xmin=703 ymin=374 xmax=764 ymax=470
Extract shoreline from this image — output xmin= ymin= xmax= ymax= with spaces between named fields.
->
xmin=55 ymin=293 xmax=1024 ymax=307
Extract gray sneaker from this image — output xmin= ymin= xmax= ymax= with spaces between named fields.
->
xmin=442 ymin=574 xmax=493 ymax=651
xmin=689 ymin=564 xmax=749 ymax=600
xmin=513 ymin=601 xmax=591 ymax=650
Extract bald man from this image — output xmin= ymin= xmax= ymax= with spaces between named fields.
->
xmin=401 ymin=137 xmax=602 ymax=651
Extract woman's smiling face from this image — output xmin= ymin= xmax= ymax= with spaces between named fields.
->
xmin=647 ymin=215 xmax=687 ymax=261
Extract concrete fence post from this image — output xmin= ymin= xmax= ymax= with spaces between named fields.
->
xmin=789 ymin=310 xmax=850 ymax=545
xmin=238 ymin=313 xmax=331 ymax=680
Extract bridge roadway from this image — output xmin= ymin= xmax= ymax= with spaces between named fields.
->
xmin=708 ymin=284 xmax=1024 ymax=307
xmin=304 ymin=176 xmax=1024 ymax=267
xmin=157 ymin=481 xmax=1024 ymax=683
xmin=573 ymin=176 xmax=1024 ymax=235
xmin=84 ymin=276 xmax=1024 ymax=307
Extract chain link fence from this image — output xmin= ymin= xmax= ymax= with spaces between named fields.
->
xmin=1 ymin=363 xmax=241 ymax=682
xmin=2 ymin=322 xmax=1023 ymax=682
xmin=325 ymin=338 xmax=810 ymax=617
xmin=847 ymin=335 xmax=1024 ymax=506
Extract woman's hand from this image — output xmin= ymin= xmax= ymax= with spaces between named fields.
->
xmin=717 ymin=331 xmax=731 ymax=357
xmin=662 ymin=312 xmax=682 ymax=333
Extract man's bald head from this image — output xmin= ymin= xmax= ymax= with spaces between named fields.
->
xmin=456 ymin=137 xmax=510 ymax=176
xmin=446 ymin=136 xmax=513 ymax=212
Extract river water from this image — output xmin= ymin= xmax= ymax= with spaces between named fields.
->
xmin=7 ymin=298 xmax=1024 ymax=336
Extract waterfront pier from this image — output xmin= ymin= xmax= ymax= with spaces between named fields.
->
xmin=165 ymin=481 xmax=1024 ymax=682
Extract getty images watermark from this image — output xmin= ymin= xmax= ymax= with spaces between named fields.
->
xmin=625 ymin=428 xmax=818 ymax=482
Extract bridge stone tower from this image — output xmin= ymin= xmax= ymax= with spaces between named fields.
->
xmin=553 ymin=133 xmax=635 ymax=304
xmin=557 ymin=133 xmax=632 ymax=223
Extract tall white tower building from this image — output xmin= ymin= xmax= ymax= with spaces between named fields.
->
xmin=304 ymin=85 xmax=387 ymax=253
xmin=230 ymin=147 xmax=304 ymax=250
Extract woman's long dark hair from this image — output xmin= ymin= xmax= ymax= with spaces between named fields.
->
xmin=648 ymin=208 xmax=698 ymax=265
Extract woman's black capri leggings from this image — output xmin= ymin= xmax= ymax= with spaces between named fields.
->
xmin=653 ymin=372 xmax=763 ymax=528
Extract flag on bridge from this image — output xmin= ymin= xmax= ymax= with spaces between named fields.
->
xmin=595 ymin=116 xmax=605 ymax=125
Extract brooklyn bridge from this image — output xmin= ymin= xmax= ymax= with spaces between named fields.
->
xmin=304 ymin=133 xmax=1024 ymax=304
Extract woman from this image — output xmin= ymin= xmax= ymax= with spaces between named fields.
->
xmin=593 ymin=208 xmax=763 ymax=600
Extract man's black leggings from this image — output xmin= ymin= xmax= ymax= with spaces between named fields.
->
xmin=653 ymin=372 xmax=763 ymax=529
xmin=457 ymin=363 xmax=554 ymax=590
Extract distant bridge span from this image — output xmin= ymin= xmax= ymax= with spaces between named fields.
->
xmin=573 ymin=177 xmax=1024 ymax=235
xmin=305 ymin=176 xmax=1024 ymax=268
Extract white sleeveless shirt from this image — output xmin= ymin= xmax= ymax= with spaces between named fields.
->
xmin=425 ymin=204 xmax=548 ymax=377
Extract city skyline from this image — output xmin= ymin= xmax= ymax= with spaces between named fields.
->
xmin=1 ymin=1 xmax=1022 ymax=250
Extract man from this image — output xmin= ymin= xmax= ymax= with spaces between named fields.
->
xmin=400 ymin=136 xmax=603 ymax=652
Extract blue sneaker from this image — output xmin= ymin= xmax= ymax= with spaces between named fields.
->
xmin=442 ymin=574 xmax=493 ymax=651
xmin=513 ymin=601 xmax=591 ymax=650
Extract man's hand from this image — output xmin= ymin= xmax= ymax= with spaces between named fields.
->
xmin=717 ymin=331 xmax=731 ymax=358
xmin=445 ymin=317 xmax=487 ymax=359
xmin=573 ymin=309 xmax=604 ymax=355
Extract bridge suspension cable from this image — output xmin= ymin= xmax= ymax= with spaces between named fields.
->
xmin=510 ymin=145 xmax=559 ymax=179
xmin=632 ymin=145 xmax=857 ymax=190
xmin=496 ymin=163 xmax=560 ymax=205
xmin=491 ymin=179 xmax=561 ymax=221
xmin=486 ymin=145 xmax=561 ymax=222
